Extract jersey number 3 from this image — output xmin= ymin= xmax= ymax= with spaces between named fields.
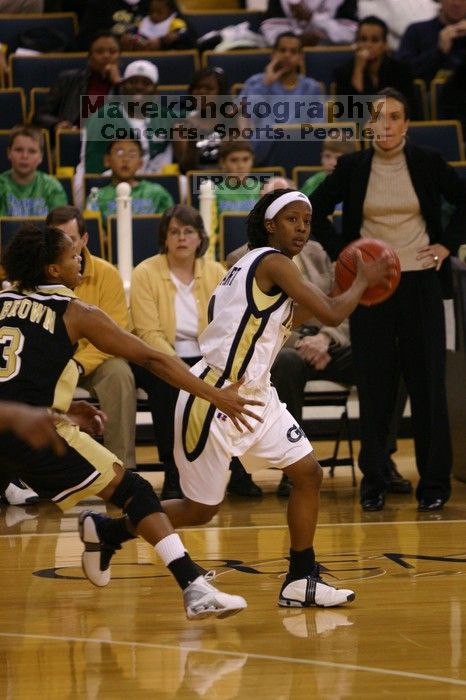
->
xmin=0 ymin=326 xmax=24 ymax=381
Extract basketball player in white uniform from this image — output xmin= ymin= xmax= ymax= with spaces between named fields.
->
xmin=163 ymin=189 xmax=392 ymax=608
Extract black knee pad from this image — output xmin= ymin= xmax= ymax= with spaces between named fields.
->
xmin=110 ymin=470 xmax=163 ymax=527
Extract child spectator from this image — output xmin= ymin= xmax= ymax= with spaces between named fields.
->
xmin=300 ymin=140 xmax=355 ymax=197
xmin=122 ymin=0 xmax=193 ymax=51
xmin=85 ymin=139 xmax=174 ymax=224
xmin=0 ymin=126 xmax=68 ymax=217
xmin=208 ymin=141 xmax=261 ymax=259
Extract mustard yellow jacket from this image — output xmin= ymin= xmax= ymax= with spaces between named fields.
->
xmin=74 ymin=247 xmax=130 ymax=375
xmin=130 ymin=253 xmax=226 ymax=356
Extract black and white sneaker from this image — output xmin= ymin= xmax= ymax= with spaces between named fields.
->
xmin=4 ymin=481 xmax=39 ymax=505
xmin=78 ymin=510 xmax=120 ymax=587
xmin=279 ymin=565 xmax=355 ymax=608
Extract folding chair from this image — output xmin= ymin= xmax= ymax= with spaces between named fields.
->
xmin=303 ymin=380 xmax=356 ymax=485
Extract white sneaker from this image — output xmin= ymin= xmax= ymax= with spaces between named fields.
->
xmin=79 ymin=510 xmax=119 ymax=587
xmin=183 ymin=573 xmax=247 ymax=620
xmin=279 ymin=568 xmax=355 ymax=608
xmin=4 ymin=482 xmax=39 ymax=505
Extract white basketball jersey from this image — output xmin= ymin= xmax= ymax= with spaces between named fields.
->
xmin=200 ymin=247 xmax=294 ymax=389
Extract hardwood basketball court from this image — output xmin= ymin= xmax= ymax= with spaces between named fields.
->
xmin=1 ymin=439 xmax=466 ymax=698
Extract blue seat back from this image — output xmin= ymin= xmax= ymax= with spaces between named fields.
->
xmin=108 ymin=215 xmax=161 ymax=266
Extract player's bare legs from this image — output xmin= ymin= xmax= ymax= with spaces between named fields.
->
xmin=79 ymin=464 xmax=246 ymax=618
xmin=161 ymin=497 xmax=220 ymax=529
xmin=283 ymin=454 xmax=322 ymax=551
xmin=278 ymin=454 xmax=356 ymax=608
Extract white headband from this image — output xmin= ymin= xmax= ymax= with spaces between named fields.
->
xmin=264 ymin=191 xmax=312 ymax=221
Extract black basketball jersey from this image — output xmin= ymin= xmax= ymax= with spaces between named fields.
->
xmin=0 ymin=284 xmax=77 ymax=408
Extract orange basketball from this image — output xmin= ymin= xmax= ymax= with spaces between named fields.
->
xmin=335 ymin=238 xmax=401 ymax=307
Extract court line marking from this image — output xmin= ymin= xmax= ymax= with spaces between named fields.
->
xmin=2 ymin=518 xmax=466 ymax=538
xmin=0 ymin=630 xmax=465 ymax=687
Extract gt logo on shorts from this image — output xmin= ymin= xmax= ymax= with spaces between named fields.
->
xmin=286 ymin=424 xmax=305 ymax=443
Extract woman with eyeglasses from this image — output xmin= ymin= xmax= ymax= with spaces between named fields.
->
xmin=130 ymin=204 xmax=262 ymax=498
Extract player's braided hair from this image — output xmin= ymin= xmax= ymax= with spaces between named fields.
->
xmin=246 ymin=188 xmax=295 ymax=249
xmin=2 ymin=224 xmax=69 ymax=292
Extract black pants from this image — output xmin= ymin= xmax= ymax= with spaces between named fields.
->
xmin=350 ymin=270 xmax=452 ymax=502
xmin=271 ymin=345 xmax=354 ymax=424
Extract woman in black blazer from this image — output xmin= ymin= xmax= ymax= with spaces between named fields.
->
xmin=310 ymin=87 xmax=466 ymax=512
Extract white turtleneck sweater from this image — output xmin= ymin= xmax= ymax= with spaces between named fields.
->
xmin=361 ymin=139 xmax=429 ymax=271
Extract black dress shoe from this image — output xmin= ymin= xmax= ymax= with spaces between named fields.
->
xmin=387 ymin=459 xmax=413 ymax=494
xmin=417 ymin=498 xmax=445 ymax=512
xmin=277 ymin=473 xmax=292 ymax=497
xmin=227 ymin=471 xmax=263 ymax=497
xmin=228 ymin=459 xmax=263 ymax=497
xmin=160 ymin=463 xmax=183 ymax=500
xmin=361 ymin=495 xmax=385 ymax=511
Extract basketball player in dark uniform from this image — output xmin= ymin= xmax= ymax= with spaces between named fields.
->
xmin=0 ymin=224 xmax=263 ymax=619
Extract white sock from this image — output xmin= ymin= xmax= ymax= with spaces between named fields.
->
xmin=154 ymin=533 xmax=187 ymax=566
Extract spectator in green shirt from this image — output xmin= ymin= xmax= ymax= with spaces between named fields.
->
xmin=85 ymin=139 xmax=174 ymax=224
xmin=0 ymin=125 xmax=68 ymax=216
xmin=207 ymin=141 xmax=261 ymax=260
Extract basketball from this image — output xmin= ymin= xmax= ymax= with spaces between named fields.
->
xmin=335 ymin=238 xmax=401 ymax=306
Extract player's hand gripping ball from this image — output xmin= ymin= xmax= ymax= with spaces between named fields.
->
xmin=335 ymin=238 xmax=401 ymax=306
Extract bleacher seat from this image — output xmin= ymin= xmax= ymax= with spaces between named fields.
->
xmin=120 ymin=51 xmax=199 ymax=85
xmin=304 ymin=47 xmax=353 ymax=91
xmin=107 ymin=214 xmax=162 ymax=266
xmin=407 ymin=121 xmax=465 ymax=161
xmin=259 ymin=123 xmax=357 ymax=176
xmin=185 ymin=10 xmax=264 ymax=36
xmin=84 ymin=174 xmax=181 ymax=205
xmin=293 ymin=165 xmax=324 ymax=189
xmin=430 ymin=79 xmax=446 ymax=120
xmin=0 ymin=216 xmax=45 ymax=248
xmin=29 ymin=87 xmax=50 ymax=123
xmin=202 ymin=50 xmax=271 ymax=90
xmin=218 ymin=212 xmax=248 ymax=261
xmin=0 ymin=13 xmax=77 ymax=51
xmin=413 ymin=79 xmax=428 ymax=120
xmin=10 ymin=53 xmax=87 ymax=94
xmin=0 ymin=89 xmax=25 ymax=128
xmin=0 ymin=214 xmax=104 ymax=258
xmin=57 ymin=175 xmax=74 ymax=206
xmin=451 ymin=161 xmax=466 ymax=179
xmin=56 ymin=128 xmax=82 ymax=169
xmin=83 ymin=212 xmax=105 ymax=259
xmin=186 ymin=167 xmax=285 ymax=209
xmin=0 ymin=128 xmax=52 ymax=173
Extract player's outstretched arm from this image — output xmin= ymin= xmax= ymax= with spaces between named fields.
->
xmin=65 ymin=301 xmax=263 ymax=433
xmin=0 ymin=402 xmax=66 ymax=455
xmin=259 ymin=251 xmax=392 ymax=327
